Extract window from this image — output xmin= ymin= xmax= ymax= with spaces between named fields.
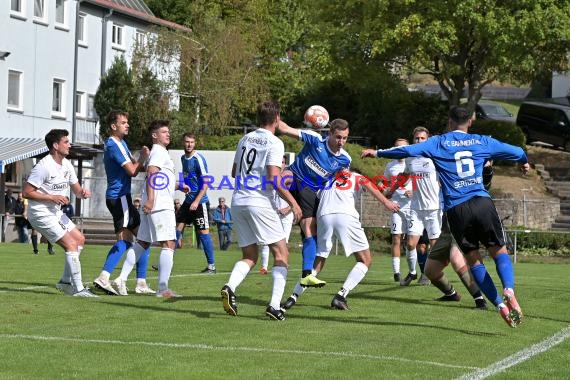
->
xmin=87 ymin=94 xmax=97 ymax=119
xmin=135 ymin=30 xmax=146 ymax=46
xmin=34 ymin=0 xmax=47 ymax=23
xmin=78 ymin=13 xmax=87 ymax=46
xmin=112 ymin=23 xmax=124 ymax=49
xmin=11 ymin=0 xmax=26 ymax=19
xmin=55 ymin=0 xmax=68 ymax=28
xmin=11 ymin=0 xmax=22 ymax=12
xmin=52 ymin=79 xmax=65 ymax=117
xmin=8 ymin=70 xmax=23 ymax=111
xmin=75 ymin=92 xmax=85 ymax=117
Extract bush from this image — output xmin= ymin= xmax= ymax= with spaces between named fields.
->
xmin=511 ymin=230 xmax=570 ymax=256
xmin=470 ymin=119 xmax=526 ymax=149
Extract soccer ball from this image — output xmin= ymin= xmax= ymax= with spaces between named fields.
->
xmin=303 ymin=105 xmax=329 ymax=129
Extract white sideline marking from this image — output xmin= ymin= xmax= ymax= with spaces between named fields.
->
xmin=0 ymin=286 xmax=48 ymax=293
xmin=0 ymin=334 xmax=477 ymax=370
xmin=456 ymin=326 xmax=570 ymax=379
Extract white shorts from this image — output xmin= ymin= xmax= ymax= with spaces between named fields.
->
xmin=317 ymin=214 xmax=369 ymax=258
xmin=137 ymin=209 xmax=176 ymax=243
xmin=233 ymin=205 xmax=285 ymax=247
xmin=408 ymin=209 xmax=442 ymax=239
xmin=28 ymin=210 xmax=76 ymax=244
xmin=280 ymin=213 xmax=294 ymax=243
xmin=391 ymin=208 xmax=411 ymax=235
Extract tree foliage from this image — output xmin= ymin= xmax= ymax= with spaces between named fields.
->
xmin=313 ymin=0 xmax=570 ymax=111
xmin=94 ymin=55 xmax=171 ymax=148
xmin=141 ymin=1 xmax=269 ymax=134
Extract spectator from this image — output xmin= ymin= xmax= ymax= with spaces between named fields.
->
xmin=133 ymin=197 xmax=141 ymax=212
xmin=14 ymin=192 xmax=28 ymax=243
xmin=213 ymin=197 xmax=233 ymax=250
xmin=3 ymin=188 xmax=16 ymax=242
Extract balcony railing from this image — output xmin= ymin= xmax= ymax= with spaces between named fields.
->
xmin=75 ymin=119 xmax=100 ymax=145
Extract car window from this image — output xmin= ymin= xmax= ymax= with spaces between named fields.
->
xmin=480 ymin=104 xmax=511 ymax=117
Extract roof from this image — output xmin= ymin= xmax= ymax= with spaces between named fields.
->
xmin=0 ymin=138 xmax=49 ymax=174
xmin=69 ymin=144 xmax=103 ymax=160
xmin=84 ymin=0 xmax=191 ymax=32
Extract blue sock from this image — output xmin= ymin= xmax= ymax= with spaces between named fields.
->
xmin=102 ymin=240 xmax=130 ymax=273
xmin=199 ymin=234 xmax=215 ymax=266
xmin=176 ymin=230 xmax=183 ymax=248
xmin=302 ymin=237 xmax=317 ymax=273
xmin=135 ymin=246 xmax=151 ymax=279
xmin=471 ymin=263 xmax=502 ymax=306
xmin=494 ymin=253 xmax=514 ymax=290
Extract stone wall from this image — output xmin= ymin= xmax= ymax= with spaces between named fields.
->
xmin=356 ymin=192 xmax=561 ymax=230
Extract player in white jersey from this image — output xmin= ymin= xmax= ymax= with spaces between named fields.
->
xmin=113 ymin=120 xmax=185 ymax=298
xmin=399 ymin=127 xmax=442 ymax=286
xmin=22 ymin=129 xmax=97 ymax=297
xmin=383 ymin=138 xmax=412 ymax=282
xmin=282 ymin=170 xmax=399 ymax=311
xmin=221 ymin=101 xmax=302 ymax=321
xmin=259 ymin=156 xmax=295 ymax=275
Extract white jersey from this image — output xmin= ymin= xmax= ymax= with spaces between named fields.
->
xmin=26 ymin=155 xmax=78 ymax=217
xmin=405 ymin=156 xmax=440 ymax=211
xmin=231 ymin=128 xmax=284 ymax=208
xmin=316 ymin=173 xmax=361 ymax=219
xmin=383 ymin=159 xmax=411 ymax=210
xmin=143 ymin=144 xmax=176 ymax=211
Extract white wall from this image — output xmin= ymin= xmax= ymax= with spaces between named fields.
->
xmin=1 ymin=0 xmax=77 ymax=139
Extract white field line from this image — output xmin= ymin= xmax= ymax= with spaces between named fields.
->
xmin=0 ymin=286 xmax=48 ymax=293
xmin=0 ymin=334 xmax=478 ymax=370
xmin=456 ymin=325 xmax=570 ymax=380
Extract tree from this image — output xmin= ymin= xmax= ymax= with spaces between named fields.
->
xmin=142 ymin=0 xmax=269 ymax=133
xmin=314 ymin=0 xmax=570 ymax=111
xmin=94 ymin=55 xmax=172 ymax=148
xmin=94 ymin=56 xmax=133 ymax=140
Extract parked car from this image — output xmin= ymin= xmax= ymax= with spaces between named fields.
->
xmin=516 ymin=101 xmax=570 ymax=151
xmin=475 ymin=102 xmax=516 ymax=123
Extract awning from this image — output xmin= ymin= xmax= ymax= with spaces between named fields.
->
xmin=0 ymin=138 xmax=49 ymax=174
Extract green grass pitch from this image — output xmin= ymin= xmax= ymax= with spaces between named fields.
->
xmin=1 ymin=243 xmax=569 ymax=379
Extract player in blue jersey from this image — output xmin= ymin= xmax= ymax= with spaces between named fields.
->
xmin=362 ymin=106 xmax=529 ymax=328
xmin=176 ymin=133 xmax=216 ymax=274
xmin=276 ymin=118 xmax=351 ymax=287
xmin=93 ymin=110 xmax=154 ymax=296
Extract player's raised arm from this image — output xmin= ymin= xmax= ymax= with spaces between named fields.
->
xmin=276 ymin=120 xmax=301 ymax=139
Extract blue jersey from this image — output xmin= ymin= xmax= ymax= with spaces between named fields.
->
xmin=376 ymin=131 xmax=527 ymax=211
xmin=288 ymin=130 xmax=352 ymax=189
xmin=181 ymin=152 xmax=209 ymax=204
xmin=104 ymin=137 xmax=134 ymax=199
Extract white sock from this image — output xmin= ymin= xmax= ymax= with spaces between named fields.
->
xmin=260 ymin=245 xmax=270 ymax=269
xmin=406 ymin=248 xmax=417 ymax=274
xmin=292 ymin=281 xmax=307 ymax=299
xmin=392 ymin=257 xmax=400 ymax=274
xmin=65 ymin=252 xmax=84 ymax=292
xmin=118 ymin=242 xmax=146 ymax=281
xmin=98 ymin=271 xmax=111 ymax=281
xmin=269 ymin=266 xmax=287 ymax=310
xmin=226 ymin=260 xmax=251 ymax=291
xmin=339 ymin=262 xmax=368 ymax=297
xmin=157 ymin=248 xmax=175 ymax=291
xmin=60 ymin=253 xmax=71 ymax=283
